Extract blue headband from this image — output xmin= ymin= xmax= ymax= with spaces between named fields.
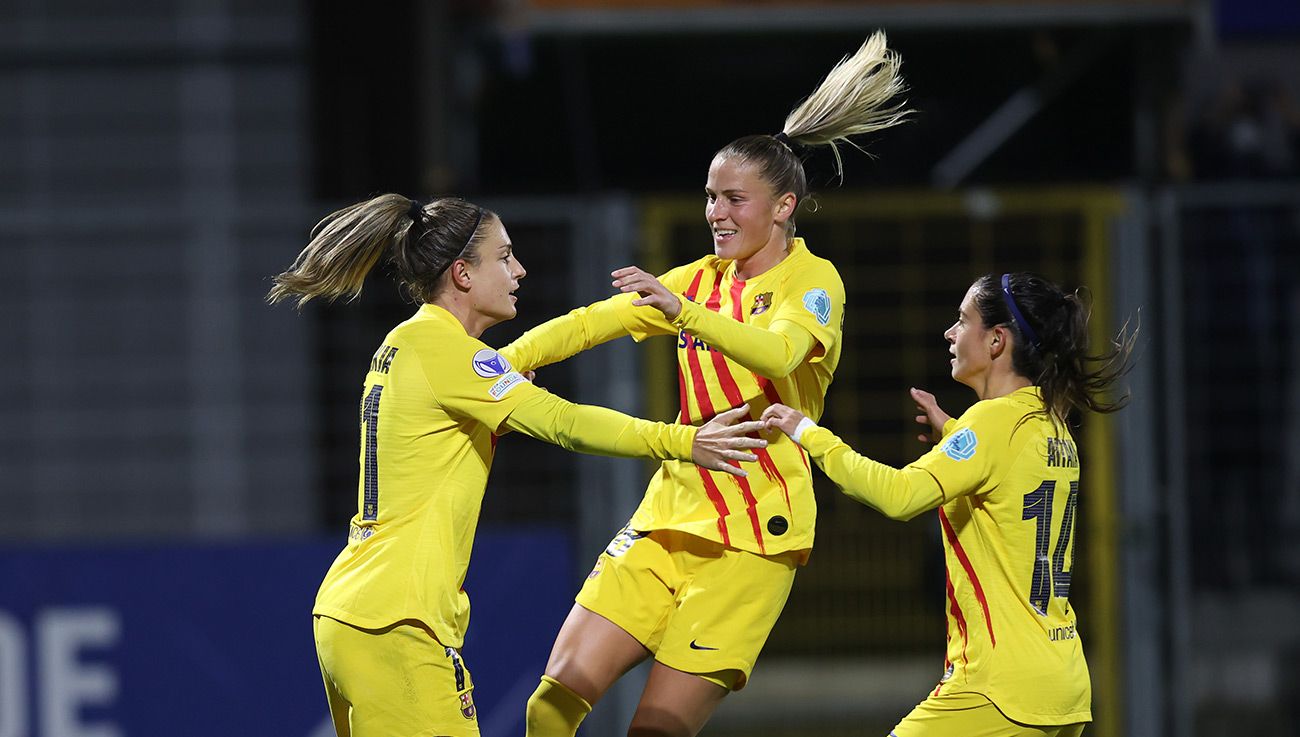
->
xmin=1000 ymin=273 xmax=1041 ymax=349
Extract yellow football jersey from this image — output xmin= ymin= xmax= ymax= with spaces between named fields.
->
xmin=314 ymin=304 xmax=696 ymax=649
xmin=503 ymin=238 xmax=844 ymax=558
xmin=800 ymin=386 xmax=1091 ymax=726
xmin=313 ymin=305 xmax=537 ymax=648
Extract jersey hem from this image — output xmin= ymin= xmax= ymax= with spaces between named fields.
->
xmin=311 ymin=606 xmax=463 ymax=649
xmin=943 ymin=687 xmax=1092 ymax=726
xmin=623 ymin=522 xmax=812 ymax=563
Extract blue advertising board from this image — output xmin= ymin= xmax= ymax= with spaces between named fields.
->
xmin=0 ymin=528 xmax=573 ymax=737
xmin=1217 ymin=0 xmax=1300 ymax=35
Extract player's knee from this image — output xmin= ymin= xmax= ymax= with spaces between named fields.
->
xmin=525 ymin=675 xmax=591 ymax=737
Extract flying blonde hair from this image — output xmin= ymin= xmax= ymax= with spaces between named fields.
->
xmin=268 ymin=195 xmax=491 ymax=309
xmin=782 ymin=31 xmax=912 ymax=179
xmin=714 ymin=31 xmax=911 ymax=234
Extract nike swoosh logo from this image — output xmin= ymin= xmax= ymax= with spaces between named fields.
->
xmin=689 ymin=640 xmax=718 ymax=651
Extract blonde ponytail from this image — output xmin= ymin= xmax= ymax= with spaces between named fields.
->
xmin=712 ymin=32 xmax=911 ymax=235
xmin=268 ymin=194 xmax=413 ymax=309
xmin=783 ymin=31 xmax=912 ymax=179
xmin=268 ymin=194 xmax=493 ymax=309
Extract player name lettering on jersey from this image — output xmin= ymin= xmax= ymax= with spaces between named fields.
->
xmin=1048 ymin=622 xmax=1078 ymax=641
xmin=369 ymin=344 xmax=399 ymax=374
xmin=1046 ymin=437 xmax=1079 ymax=468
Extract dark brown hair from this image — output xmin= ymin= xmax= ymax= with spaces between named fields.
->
xmin=971 ymin=272 xmax=1138 ymax=426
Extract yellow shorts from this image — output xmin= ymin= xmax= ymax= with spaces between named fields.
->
xmin=576 ymin=526 xmax=798 ymax=691
xmin=313 ymin=615 xmax=479 ymax=737
xmin=890 ymin=691 xmax=1087 ymax=737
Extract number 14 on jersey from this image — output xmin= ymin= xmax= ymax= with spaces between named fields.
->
xmin=1022 ymin=480 xmax=1079 ymax=616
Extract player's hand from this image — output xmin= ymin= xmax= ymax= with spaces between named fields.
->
xmin=911 ymin=387 xmax=952 ymax=444
xmin=760 ymin=403 xmax=806 ymax=438
xmin=523 ymin=370 xmax=536 ymax=382
xmin=612 ymin=266 xmax=682 ymax=320
xmin=693 ymin=404 xmax=766 ymax=478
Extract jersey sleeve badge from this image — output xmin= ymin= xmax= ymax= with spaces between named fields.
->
xmin=472 ymin=348 xmax=528 ymax=399
xmin=802 ymin=288 xmax=831 ymax=326
xmin=941 ymin=428 xmax=978 ymax=461
xmin=471 ymin=349 xmax=513 ymax=377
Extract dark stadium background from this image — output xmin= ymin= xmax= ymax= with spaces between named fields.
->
xmin=2 ymin=1 xmax=1298 ymax=736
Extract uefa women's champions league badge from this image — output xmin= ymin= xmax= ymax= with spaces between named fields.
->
xmin=471 ymin=348 xmax=512 ymax=378
xmin=802 ymin=288 xmax=831 ymax=326
xmin=472 ymin=348 xmax=527 ymax=399
xmin=941 ymin=428 xmax=978 ymax=461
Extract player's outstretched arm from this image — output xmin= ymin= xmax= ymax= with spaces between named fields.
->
xmin=612 ymin=265 xmax=818 ymax=379
xmin=761 ymin=403 xmax=941 ymax=520
xmin=503 ymin=393 xmax=764 ymax=477
xmin=499 ymin=298 xmax=633 ymax=373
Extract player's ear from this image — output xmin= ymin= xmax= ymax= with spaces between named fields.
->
xmin=773 ymin=192 xmax=797 ymax=225
xmin=989 ymin=325 xmax=1010 ymax=358
xmin=448 ymin=259 xmax=473 ymax=290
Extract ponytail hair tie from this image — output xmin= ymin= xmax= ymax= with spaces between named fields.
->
xmin=407 ymin=198 xmax=425 ymax=222
xmin=773 ymin=131 xmax=794 ymax=151
xmin=1001 ymin=273 xmax=1041 ymax=349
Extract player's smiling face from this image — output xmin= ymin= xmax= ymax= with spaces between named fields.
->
xmin=467 ymin=217 xmax=526 ymax=325
xmin=705 ymin=156 xmax=792 ymax=270
xmin=945 ymin=285 xmax=993 ymax=389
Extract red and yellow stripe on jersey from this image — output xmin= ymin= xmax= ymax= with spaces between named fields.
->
xmin=798 ymin=386 xmax=1092 ymax=726
xmin=502 ymin=238 xmax=844 ymax=558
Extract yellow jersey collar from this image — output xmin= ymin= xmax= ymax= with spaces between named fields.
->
xmin=727 ymin=237 xmax=808 ymax=284
xmin=416 ymin=303 xmax=467 ymax=334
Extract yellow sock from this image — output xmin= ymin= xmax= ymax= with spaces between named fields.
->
xmin=525 ymin=675 xmax=592 ymax=737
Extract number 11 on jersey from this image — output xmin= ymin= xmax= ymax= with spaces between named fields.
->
xmin=361 ymin=385 xmax=384 ymax=521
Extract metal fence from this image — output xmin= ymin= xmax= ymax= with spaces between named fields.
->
xmin=1156 ymin=182 xmax=1300 ymax=737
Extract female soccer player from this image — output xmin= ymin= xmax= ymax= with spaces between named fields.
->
xmin=503 ymin=33 xmax=910 ymax=737
xmin=762 ymin=272 xmax=1137 ymax=737
xmin=267 ymin=194 xmax=767 ymax=737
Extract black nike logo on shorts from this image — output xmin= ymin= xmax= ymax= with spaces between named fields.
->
xmin=689 ymin=640 xmax=718 ymax=651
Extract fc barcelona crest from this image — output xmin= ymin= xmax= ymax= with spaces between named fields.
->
xmin=460 ymin=690 xmax=477 ymax=719
xmin=751 ymin=291 xmax=773 ymax=316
